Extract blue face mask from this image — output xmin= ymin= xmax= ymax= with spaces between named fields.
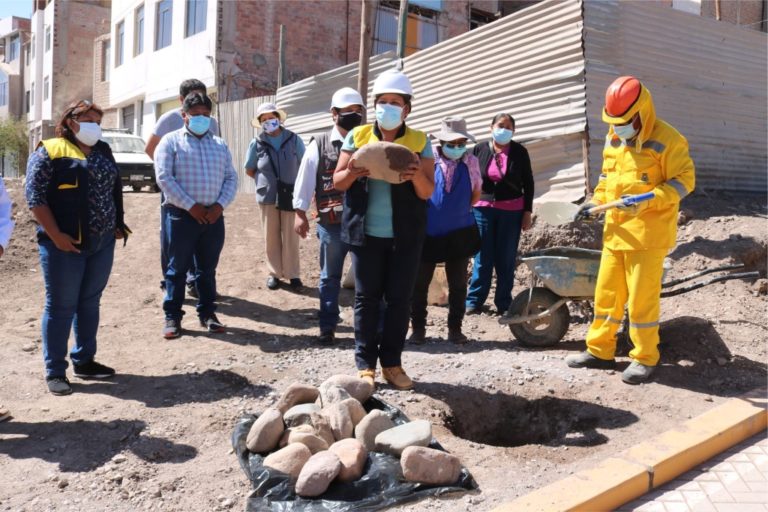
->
xmin=613 ymin=122 xmax=638 ymax=141
xmin=187 ymin=115 xmax=211 ymax=135
xmin=375 ymin=103 xmax=404 ymax=131
xmin=262 ymin=118 xmax=281 ymax=134
xmin=492 ymin=127 xmax=513 ymax=145
xmin=442 ymin=144 xmax=467 ymax=161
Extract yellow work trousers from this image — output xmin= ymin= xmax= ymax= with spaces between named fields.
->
xmin=258 ymin=203 xmax=301 ymax=280
xmin=586 ymin=248 xmax=667 ymax=366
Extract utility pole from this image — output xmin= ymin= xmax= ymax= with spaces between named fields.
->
xmin=396 ymin=0 xmax=408 ymax=62
xmin=357 ymin=0 xmax=376 ymax=122
xmin=277 ymin=24 xmax=286 ymax=89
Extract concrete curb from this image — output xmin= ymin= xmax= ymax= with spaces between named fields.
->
xmin=492 ymin=387 xmax=767 ymax=512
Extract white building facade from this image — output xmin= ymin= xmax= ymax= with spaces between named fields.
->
xmin=109 ymin=0 xmax=218 ymax=139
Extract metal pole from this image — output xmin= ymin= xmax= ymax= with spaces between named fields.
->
xmin=396 ymin=0 xmax=408 ymax=61
xmin=277 ymin=24 xmax=286 ymax=89
xmin=357 ymin=0 xmax=376 ymax=123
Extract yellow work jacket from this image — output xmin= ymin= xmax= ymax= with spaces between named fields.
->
xmin=594 ymin=87 xmax=695 ymax=250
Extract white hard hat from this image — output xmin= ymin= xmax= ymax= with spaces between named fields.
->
xmin=372 ymin=69 xmax=413 ymax=97
xmin=251 ymin=102 xmax=287 ymax=127
xmin=331 ymin=87 xmax=364 ymax=109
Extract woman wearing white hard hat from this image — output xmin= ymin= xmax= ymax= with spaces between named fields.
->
xmin=245 ymin=102 xmax=306 ymax=291
xmin=333 ymin=69 xmax=435 ymax=391
xmin=292 ymin=87 xmax=365 ymax=345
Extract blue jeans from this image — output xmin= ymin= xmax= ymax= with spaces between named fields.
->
xmin=163 ymin=206 xmax=225 ymax=321
xmin=317 ymin=223 xmax=349 ymax=334
xmin=350 ymin=235 xmax=423 ymax=370
xmin=466 ymin=207 xmax=523 ymax=313
xmin=39 ymin=233 xmax=115 ymax=378
xmin=160 ymin=202 xmax=197 ymax=287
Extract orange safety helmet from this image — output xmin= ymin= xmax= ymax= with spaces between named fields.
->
xmin=605 ymin=76 xmax=642 ymax=119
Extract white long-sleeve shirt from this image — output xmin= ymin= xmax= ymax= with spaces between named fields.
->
xmin=0 ymin=178 xmax=14 ymax=250
xmin=292 ymin=126 xmax=345 ymax=212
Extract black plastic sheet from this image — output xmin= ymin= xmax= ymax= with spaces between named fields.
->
xmin=231 ymin=396 xmax=478 ymax=511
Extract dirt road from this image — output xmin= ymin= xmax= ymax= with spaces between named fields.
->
xmin=0 ymin=180 xmax=765 ymax=511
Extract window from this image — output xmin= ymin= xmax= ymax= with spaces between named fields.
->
xmin=25 ymin=44 xmax=30 ymax=65
xmin=31 ymin=35 xmax=35 ymax=59
xmin=373 ymin=5 xmax=439 ymax=56
xmin=185 ymin=0 xmax=207 ymax=37
xmin=30 ymin=82 xmax=34 ymax=106
xmin=155 ymin=0 xmax=173 ymax=50
xmin=8 ymin=35 xmax=19 ymax=61
xmin=43 ymin=76 xmax=49 ymax=101
xmin=25 ymin=90 xmax=30 ymax=113
xmin=45 ymin=26 xmax=51 ymax=52
xmin=0 ymin=73 xmax=8 ymax=106
xmin=134 ymin=4 xmax=144 ymax=55
xmin=470 ymin=8 xmax=496 ymax=30
xmin=103 ymin=40 xmax=111 ymax=81
xmin=116 ymin=20 xmax=125 ymax=66
xmin=409 ymin=0 xmax=442 ymax=10
xmin=122 ymin=104 xmax=135 ymax=133
xmin=137 ymin=100 xmax=143 ymax=136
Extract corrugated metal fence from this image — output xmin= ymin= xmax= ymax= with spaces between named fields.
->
xmin=583 ymin=0 xmax=767 ymax=194
xmin=218 ymin=94 xmax=275 ymax=193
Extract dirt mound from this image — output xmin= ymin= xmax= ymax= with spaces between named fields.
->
xmin=1 ymin=178 xmax=39 ymax=274
xmin=520 ymin=216 xmax=603 ymax=255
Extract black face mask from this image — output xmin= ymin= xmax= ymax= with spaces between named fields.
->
xmin=336 ymin=111 xmax=363 ymax=131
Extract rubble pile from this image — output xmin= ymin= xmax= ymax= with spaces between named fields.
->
xmin=244 ymin=374 xmax=463 ymax=498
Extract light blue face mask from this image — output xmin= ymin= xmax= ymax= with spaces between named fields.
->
xmin=492 ymin=127 xmax=513 ymax=145
xmin=262 ymin=118 xmax=281 ymax=134
xmin=375 ymin=103 xmax=404 ymax=131
xmin=442 ymin=144 xmax=467 ymax=161
xmin=613 ymin=122 xmax=638 ymax=141
xmin=187 ymin=115 xmax=211 ymax=135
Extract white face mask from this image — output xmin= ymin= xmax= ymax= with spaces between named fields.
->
xmin=75 ymin=122 xmax=102 ymax=146
xmin=613 ymin=122 xmax=638 ymax=141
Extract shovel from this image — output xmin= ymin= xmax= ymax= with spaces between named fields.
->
xmin=537 ymin=192 xmax=656 ymax=226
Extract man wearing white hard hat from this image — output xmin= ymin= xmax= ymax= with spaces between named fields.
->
xmin=293 ymin=87 xmax=365 ymax=345
xmin=333 ymin=69 xmax=435 ymax=391
xmin=245 ymin=102 xmax=306 ymax=291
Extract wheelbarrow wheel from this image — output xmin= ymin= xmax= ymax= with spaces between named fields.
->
xmin=509 ymin=287 xmax=571 ymax=347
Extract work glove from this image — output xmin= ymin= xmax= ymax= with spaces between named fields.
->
xmin=573 ymin=202 xmax=598 ymax=221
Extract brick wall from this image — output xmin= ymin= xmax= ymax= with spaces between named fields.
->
xmin=92 ymin=32 xmax=117 ymax=129
xmin=701 ymin=0 xmax=766 ymax=31
xmin=218 ymin=0 xmax=473 ymax=101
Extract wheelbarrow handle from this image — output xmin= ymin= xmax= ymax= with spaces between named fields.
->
xmin=587 ymin=192 xmax=656 ymax=215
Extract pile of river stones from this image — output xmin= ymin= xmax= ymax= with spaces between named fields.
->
xmin=246 ymin=374 xmax=462 ymax=497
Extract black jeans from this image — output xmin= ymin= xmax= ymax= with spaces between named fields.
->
xmin=411 ymin=257 xmax=469 ymax=330
xmin=350 ymin=235 xmax=423 ymax=370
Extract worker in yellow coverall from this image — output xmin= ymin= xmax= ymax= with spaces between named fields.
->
xmin=566 ymin=76 xmax=695 ymax=384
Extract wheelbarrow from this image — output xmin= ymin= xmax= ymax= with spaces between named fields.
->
xmin=498 ymin=246 xmax=760 ymax=347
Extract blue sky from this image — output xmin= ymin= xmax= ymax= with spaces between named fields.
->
xmin=0 ymin=1 xmax=34 ymax=21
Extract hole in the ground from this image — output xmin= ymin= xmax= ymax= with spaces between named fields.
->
xmin=441 ymin=393 xmax=634 ymax=448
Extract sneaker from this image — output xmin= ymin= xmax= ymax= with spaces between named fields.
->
xmin=382 ymin=366 xmax=414 ymax=390
xmin=358 ymin=368 xmax=376 ymax=388
xmin=622 ymin=361 xmax=656 ymax=384
xmin=74 ymin=360 xmax=115 ymax=379
xmin=565 ymin=351 xmax=617 ymax=370
xmin=0 ymin=405 xmax=10 ymax=422
xmin=447 ymin=327 xmax=469 ymax=344
xmin=318 ymin=331 xmax=335 ymax=346
xmin=289 ymin=278 xmax=304 ymax=291
xmin=200 ymin=314 xmax=225 ymax=333
xmin=46 ymin=376 xmax=73 ymax=396
xmin=465 ymin=306 xmax=481 ymax=316
xmin=267 ymin=277 xmax=280 ymax=290
xmin=408 ymin=327 xmax=426 ymax=345
xmin=164 ymin=318 xmax=181 ymax=339
xmin=186 ymin=282 xmax=199 ymax=299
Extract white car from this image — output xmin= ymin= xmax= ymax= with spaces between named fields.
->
xmin=101 ymin=129 xmax=157 ymax=192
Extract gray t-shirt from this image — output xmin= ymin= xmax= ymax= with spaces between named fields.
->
xmin=153 ymin=107 xmax=220 ymax=137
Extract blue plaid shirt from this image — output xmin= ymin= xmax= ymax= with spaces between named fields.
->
xmin=154 ymin=127 xmax=238 ymax=210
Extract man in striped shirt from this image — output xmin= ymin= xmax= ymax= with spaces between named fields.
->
xmin=154 ymin=93 xmax=238 ymax=339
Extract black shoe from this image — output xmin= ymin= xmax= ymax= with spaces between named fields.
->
xmin=289 ymin=278 xmax=304 ymax=291
xmin=186 ymin=282 xmax=199 ymax=299
xmin=46 ymin=376 xmax=73 ymax=395
xmin=164 ymin=318 xmax=181 ymax=339
xmin=73 ymin=360 xmax=115 ymax=379
xmin=317 ymin=331 xmax=335 ymax=345
xmin=565 ymin=351 xmax=617 ymax=370
xmin=409 ymin=327 xmax=426 ymax=345
xmin=267 ymin=277 xmax=280 ymax=290
xmin=465 ymin=306 xmax=481 ymax=316
xmin=200 ymin=314 xmax=225 ymax=333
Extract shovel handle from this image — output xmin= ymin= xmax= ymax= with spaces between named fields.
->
xmin=587 ymin=192 xmax=655 ymax=215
